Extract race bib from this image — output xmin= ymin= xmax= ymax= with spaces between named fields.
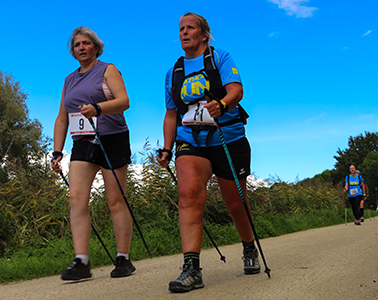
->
xmin=182 ymin=101 xmax=216 ymax=126
xmin=69 ymin=113 xmax=97 ymax=136
xmin=350 ymin=188 xmax=358 ymax=196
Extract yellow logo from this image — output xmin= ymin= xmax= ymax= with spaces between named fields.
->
xmin=232 ymin=68 xmax=239 ymax=75
xmin=181 ymin=74 xmax=210 ymax=99
xmin=177 ymin=143 xmax=190 ymax=152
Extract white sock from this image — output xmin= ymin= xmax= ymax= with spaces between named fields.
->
xmin=76 ymin=254 xmax=89 ymax=265
xmin=117 ymin=252 xmax=129 ymax=260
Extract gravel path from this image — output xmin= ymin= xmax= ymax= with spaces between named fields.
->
xmin=1 ymin=219 xmax=378 ymax=300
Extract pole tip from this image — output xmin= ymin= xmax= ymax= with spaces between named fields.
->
xmin=265 ymin=268 xmax=271 ymax=279
xmin=220 ymin=256 xmax=226 ymax=263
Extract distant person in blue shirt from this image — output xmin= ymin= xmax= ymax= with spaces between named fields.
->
xmin=344 ymin=165 xmax=366 ymax=225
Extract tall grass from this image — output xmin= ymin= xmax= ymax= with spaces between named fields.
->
xmin=1 ymin=142 xmax=377 ymax=283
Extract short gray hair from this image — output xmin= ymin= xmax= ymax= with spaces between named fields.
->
xmin=68 ymin=26 xmax=104 ymax=59
xmin=181 ymin=12 xmax=213 ymax=44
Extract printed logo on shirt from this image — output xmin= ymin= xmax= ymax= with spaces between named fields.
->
xmin=181 ymin=73 xmax=210 ymax=102
xmin=239 ymin=168 xmax=245 ymax=175
xmin=232 ymin=68 xmax=239 ymax=75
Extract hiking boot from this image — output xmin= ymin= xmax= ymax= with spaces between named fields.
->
xmin=61 ymin=258 xmax=92 ymax=280
xmin=169 ymin=263 xmax=204 ymax=293
xmin=243 ymin=248 xmax=261 ymax=275
xmin=110 ymin=256 xmax=136 ymax=278
xmin=354 ymin=221 xmax=361 ymax=225
xmin=360 ymin=218 xmax=364 ymax=222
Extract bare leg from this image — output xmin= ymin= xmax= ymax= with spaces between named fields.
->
xmin=176 ymin=156 xmax=212 ymax=253
xmin=218 ymin=177 xmax=253 ymax=242
xmin=102 ymin=165 xmax=132 ymax=253
xmin=68 ymin=161 xmax=99 ymax=255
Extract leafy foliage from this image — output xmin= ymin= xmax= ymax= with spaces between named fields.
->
xmin=330 ymin=132 xmax=378 ymax=208
xmin=0 ymin=72 xmax=51 ymax=184
xmin=332 ymin=132 xmax=378 ymax=183
xmin=0 ymin=170 xmax=69 ymax=255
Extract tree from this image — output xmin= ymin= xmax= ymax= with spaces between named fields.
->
xmin=0 ymin=72 xmax=49 ymax=184
xmin=331 ymin=132 xmax=378 ymax=185
xmin=360 ymin=151 xmax=378 ymax=208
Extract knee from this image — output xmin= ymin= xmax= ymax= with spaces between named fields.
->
xmin=107 ymin=197 xmax=127 ymax=214
xmin=69 ymin=193 xmax=89 ymax=211
xmin=178 ymin=186 xmax=206 ymax=211
xmin=227 ymin=200 xmax=245 ymax=216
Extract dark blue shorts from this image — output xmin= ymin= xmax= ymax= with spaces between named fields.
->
xmin=70 ymin=131 xmax=131 ymax=169
xmin=175 ymin=137 xmax=251 ymax=180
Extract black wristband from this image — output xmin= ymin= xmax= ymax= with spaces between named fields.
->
xmin=157 ymin=148 xmax=173 ymax=162
xmin=91 ymin=103 xmax=102 ymax=117
xmin=51 ymin=151 xmax=63 ymax=162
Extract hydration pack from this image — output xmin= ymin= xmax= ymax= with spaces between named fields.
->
xmin=171 ymin=46 xmax=249 ymax=126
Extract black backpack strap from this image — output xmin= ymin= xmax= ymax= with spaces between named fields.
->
xmin=237 ymin=104 xmax=249 ymax=125
xmin=204 ymin=46 xmax=227 ymax=101
xmin=189 ymin=125 xmax=217 ymax=148
xmin=359 ymin=175 xmax=362 ymax=187
xmin=172 ymin=57 xmax=189 ymax=115
xmin=205 ymin=46 xmax=249 ymax=125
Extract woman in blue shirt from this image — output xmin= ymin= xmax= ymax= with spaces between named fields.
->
xmin=157 ymin=12 xmax=260 ymax=293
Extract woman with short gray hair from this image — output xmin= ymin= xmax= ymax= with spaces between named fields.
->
xmin=51 ymin=26 xmax=135 ymax=281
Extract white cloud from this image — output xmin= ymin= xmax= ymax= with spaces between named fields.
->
xmin=363 ymin=30 xmax=372 ymax=37
xmin=269 ymin=31 xmax=279 ymax=37
xmin=306 ymin=113 xmax=325 ymax=123
xmin=268 ymin=0 xmax=318 ymax=18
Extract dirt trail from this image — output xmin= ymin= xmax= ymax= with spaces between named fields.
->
xmin=1 ymin=219 xmax=378 ymax=300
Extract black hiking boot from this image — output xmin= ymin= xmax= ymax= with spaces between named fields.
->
xmin=61 ymin=258 xmax=92 ymax=281
xmin=169 ymin=263 xmax=204 ymax=293
xmin=243 ymin=248 xmax=261 ymax=275
xmin=110 ymin=256 xmax=136 ymax=278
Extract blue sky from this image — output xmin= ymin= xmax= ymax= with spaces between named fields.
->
xmin=1 ymin=0 xmax=377 ymax=182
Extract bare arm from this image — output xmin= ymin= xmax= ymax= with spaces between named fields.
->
xmin=344 ymin=181 xmax=348 ymax=194
xmin=51 ymin=87 xmax=69 ymax=173
xmin=156 ymin=109 xmax=177 ymax=167
xmin=81 ymin=64 xmax=129 ymax=118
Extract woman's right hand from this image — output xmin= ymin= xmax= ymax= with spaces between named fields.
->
xmin=156 ymin=151 xmax=170 ymax=168
xmin=51 ymin=156 xmax=63 ymax=173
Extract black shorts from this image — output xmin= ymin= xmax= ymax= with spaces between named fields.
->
xmin=175 ymin=137 xmax=251 ymax=180
xmin=70 ymin=131 xmax=131 ymax=169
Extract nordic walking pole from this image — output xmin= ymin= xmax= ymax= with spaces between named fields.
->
xmin=156 ymin=150 xmax=226 ymax=263
xmin=84 ymin=110 xmax=152 ymax=258
xmin=58 ymin=171 xmax=115 ymax=265
xmin=204 ymin=89 xmax=271 ymax=278
xmin=344 ymin=193 xmax=348 ymax=226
